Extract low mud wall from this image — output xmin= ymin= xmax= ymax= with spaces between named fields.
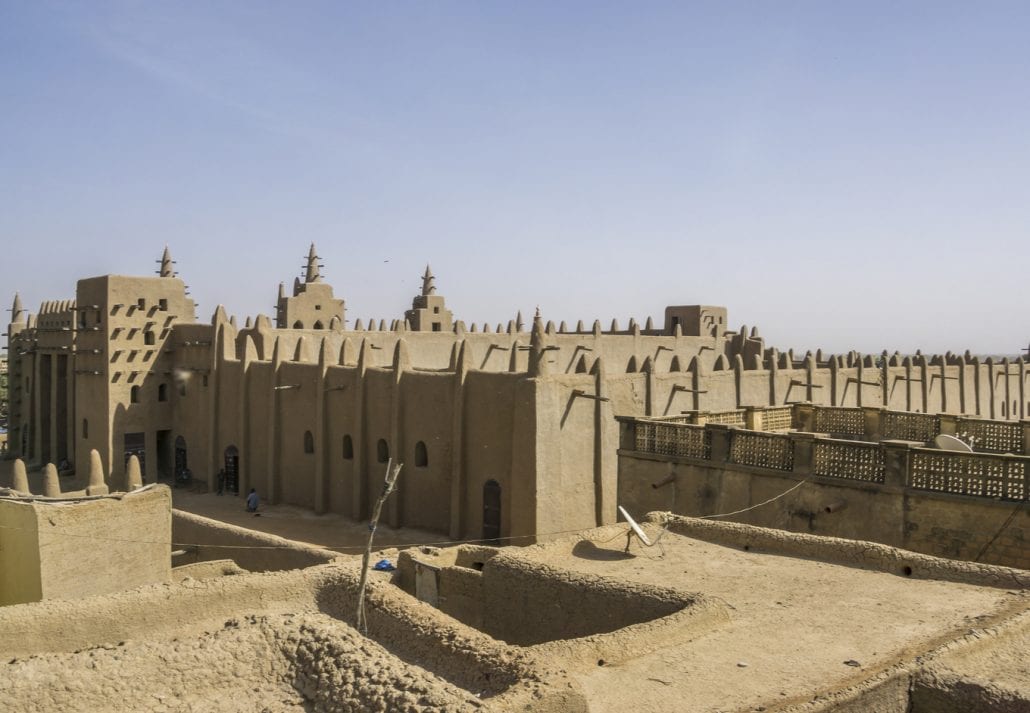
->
xmin=481 ymin=551 xmax=694 ymax=646
xmin=658 ymin=514 xmax=1030 ymax=589
xmin=172 ymin=509 xmax=339 ymax=572
xmin=0 ymin=568 xmax=322 ymax=658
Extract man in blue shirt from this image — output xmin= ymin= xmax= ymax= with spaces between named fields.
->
xmin=246 ymin=488 xmax=259 ymax=513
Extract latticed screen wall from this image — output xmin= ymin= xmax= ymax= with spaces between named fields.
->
xmin=812 ymin=407 xmax=866 ymax=436
xmin=634 ymin=422 xmax=711 ymax=460
xmin=812 ymin=440 xmax=885 ymax=483
xmin=762 ymin=406 xmax=793 ymax=432
xmin=956 ymin=418 xmax=1024 ymax=455
xmin=910 ymin=452 xmax=1027 ymax=502
xmin=728 ymin=431 xmax=795 ymax=471
xmin=705 ymin=410 xmax=746 ymax=427
xmin=882 ymin=412 xmax=941 ymax=442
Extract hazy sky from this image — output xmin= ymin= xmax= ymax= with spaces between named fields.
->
xmin=3 ymin=2 xmax=1028 ymax=355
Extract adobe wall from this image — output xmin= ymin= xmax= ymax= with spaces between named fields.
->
xmin=480 ymin=551 xmax=693 ymax=646
xmin=0 ymin=486 xmax=171 ymax=606
xmin=651 ymin=513 xmax=1030 ymax=587
xmin=620 ymin=453 xmax=1029 ymax=570
xmin=0 ymin=566 xmax=324 ymax=658
xmin=0 ymin=498 xmax=42 ymax=605
xmin=171 ymin=509 xmax=340 ymax=572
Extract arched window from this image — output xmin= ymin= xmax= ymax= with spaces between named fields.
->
xmin=342 ymin=435 xmax=354 ymax=460
xmin=293 ymin=320 xmax=304 ymax=329
xmin=82 ymin=419 xmax=88 ymax=439
xmin=158 ymin=383 xmax=168 ymax=401
xmin=377 ymin=439 xmax=389 ymax=463
xmin=414 ymin=441 xmax=428 ymax=468
xmin=144 ymin=331 xmax=156 ymax=346
xmin=130 ymin=385 xmax=140 ymax=403
xmin=313 ymin=320 xmax=324 ymax=329
xmin=304 ymin=430 xmax=315 ymax=454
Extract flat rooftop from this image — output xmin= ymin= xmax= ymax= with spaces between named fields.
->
xmin=514 ymin=516 xmax=1029 ymax=712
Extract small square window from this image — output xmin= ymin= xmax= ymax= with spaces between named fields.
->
xmin=159 ymin=299 xmax=168 ymax=311
xmin=315 ymin=304 xmax=322 ymax=310
xmin=433 ymin=306 xmax=440 ymax=313
xmin=432 ymin=323 xmax=441 ymax=332
xmin=137 ymin=298 xmax=146 ymax=310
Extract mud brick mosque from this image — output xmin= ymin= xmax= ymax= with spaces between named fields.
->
xmin=5 ymin=245 xmax=1027 ymax=542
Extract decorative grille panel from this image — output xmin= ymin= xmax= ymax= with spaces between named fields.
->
xmin=910 ymin=451 xmax=1027 ymax=502
xmin=812 ymin=441 xmax=885 ymax=483
xmin=707 ymin=410 xmax=746 ymax=427
xmin=956 ymin=418 xmax=1023 ymax=455
xmin=882 ymin=412 xmax=941 ymax=442
xmin=729 ymin=431 xmax=795 ymax=471
xmin=762 ymin=406 xmax=794 ymax=432
xmin=634 ymin=421 xmax=711 ymax=459
xmin=812 ymin=407 xmax=866 ymax=436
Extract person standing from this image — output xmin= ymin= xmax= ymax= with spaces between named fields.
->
xmin=246 ymin=488 xmax=259 ymax=513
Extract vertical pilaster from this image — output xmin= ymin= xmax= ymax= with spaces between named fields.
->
xmin=313 ymin=340 xmax=329 ymax=514
xmin=351 ymin=338 xmax=370 ymax=521
xmin=448 ymin=340 xmax=468 ymax=539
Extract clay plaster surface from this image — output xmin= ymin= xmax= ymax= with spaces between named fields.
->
xmin=1 ymin=612 xmax=482 ymax=713
xmin=517 ymin=525 xmax=1028 ymax=713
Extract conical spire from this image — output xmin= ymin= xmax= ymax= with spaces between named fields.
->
xmin=11 ymin=292 xmax=24 ymax=323
xmin=305 ymin=243 xmax=321 ymax=283
xmin=529 ymin=308 xmax=550 ymax=376
xmin=159 ymin=246 xmax=174 ymax=277
xmin=421 ymin=264 xmax=436 ymax=296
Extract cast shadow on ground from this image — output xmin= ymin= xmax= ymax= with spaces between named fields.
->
xmin=571 ymin=539 xmax=635 ymax=561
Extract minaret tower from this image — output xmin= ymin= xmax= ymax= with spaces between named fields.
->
xmin=404 ymin=264 xmax=453 ymax=332
xmin=275 ymin=243 xmax=345 ymax=329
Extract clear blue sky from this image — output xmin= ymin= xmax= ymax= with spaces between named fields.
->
xmin=3 ymin=2 xmax=1028 ymax=355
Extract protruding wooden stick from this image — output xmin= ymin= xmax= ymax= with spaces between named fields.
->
xmin=356 ymin=458 xmax=402 ymax=634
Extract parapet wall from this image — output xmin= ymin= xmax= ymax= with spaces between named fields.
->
xmin=619 ymin=417 xmax=1030 ymax=569
xmin=653 ymin=514 xmax=1030 ymax=589
xmin=481 ymin=551 xmax=695 ymax=646
xmin=0 ymin=485 xmax=172 ymax=606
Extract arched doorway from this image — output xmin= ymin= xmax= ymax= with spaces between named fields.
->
xmin=483 ymin=480 xmax=501 ymax=544
xmin=224 ymin=445 xmax=240 ymax=494
xmin=174 ymin=436 xmax=188 ymax=481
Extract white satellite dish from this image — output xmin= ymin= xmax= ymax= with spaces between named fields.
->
xmin=618 ymin=505 xmax=653 ymax=548
xmin=934 ymin=434 xmax=973 ymax=453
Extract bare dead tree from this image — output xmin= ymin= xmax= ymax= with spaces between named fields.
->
xmin=355 ymin=458 xmax=402 ymax=634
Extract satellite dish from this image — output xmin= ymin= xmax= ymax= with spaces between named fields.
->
xmin=934 ymin=434 xmax=973 ymax=453
xmin=618 ymin=505 xmax=653 ymax=547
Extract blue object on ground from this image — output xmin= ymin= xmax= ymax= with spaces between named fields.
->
xmin=373 ymin=559 xmax=395 ymax=571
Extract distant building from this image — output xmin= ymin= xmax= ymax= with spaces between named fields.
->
xmin=5 ymin=246 xmax=1026 ymax=542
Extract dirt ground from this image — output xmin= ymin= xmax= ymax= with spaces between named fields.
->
xmin=170 ymin=488 xmax=447 ymax=554
xmin=522 ymin=527 xmax=1027 ymax=713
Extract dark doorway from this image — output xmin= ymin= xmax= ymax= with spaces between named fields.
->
xmin=174 ymin=435 xmax=188 ymax=482
xmin=156 ymin=429 xmax=172 ymax=481
xmin=483 ymin=479 xmax=501 ymax=544
xmin=224 ymin=445 xmax=240 ymax=494
xmin=124 ymin=432 xmax=146 ymax=481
